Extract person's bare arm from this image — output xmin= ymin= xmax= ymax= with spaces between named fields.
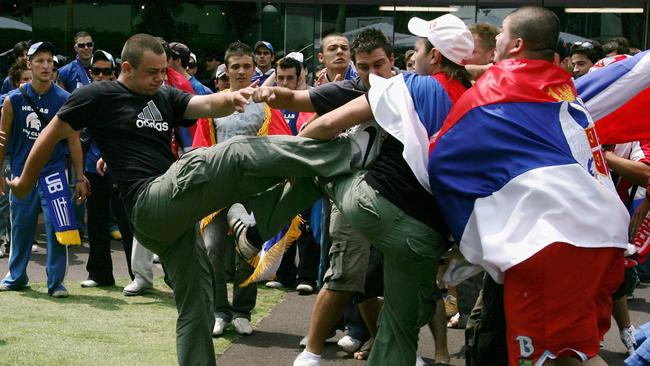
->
xmin=66 ymin=131 xmax=90 ymax=204
xmin=605 ymin=151 xmax=650 ymax=186
xmin=299 ymin=95 xmax=372 ymax=140
xmin=6 ymin=116 xmax=77 ymax=198
xmin=253 ymin=86 xmax=315 ymax=112
xmin=183 ymin=86 xmax=255 ymax=119
xmin=0 ymin=97 xmax=14 ymax=195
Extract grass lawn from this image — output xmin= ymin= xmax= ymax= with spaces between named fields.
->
xmin=0 ymin=277 xmax=286 ymax=365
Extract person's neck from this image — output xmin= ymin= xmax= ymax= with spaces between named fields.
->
xmin=258 ymin=65 xmax=271 ymax=74
xmin=78 ymin=57 xmax=91 ymax=67
xmin=229 ymin=81 xmax=250 ymax=92
xmin=326 ymin=67 xmax=346 ymax=81
xmin=30 ymin=78 xmax=52 ymax=95
xmin=178 ymin=67 xmax=191 ymax=80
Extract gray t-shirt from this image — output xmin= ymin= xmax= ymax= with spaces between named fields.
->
xmin=215 ymin=101 xmax=266 ymax=143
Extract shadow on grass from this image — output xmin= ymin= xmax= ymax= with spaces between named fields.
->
xmin=16 ymin=286 xmax=175 ymax=310
xmin=19 ymin=288 xmax=129 ymax=310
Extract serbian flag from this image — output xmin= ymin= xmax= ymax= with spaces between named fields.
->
xmin=166 ymin=68 xmax=200 ymax=153
xmin=428 ymin=59 xmax=629 ymax=282
xmin=576 ymin=50 xmax=650 ymax=145
xmin=267 ymin=108 xmax=315 ymax=136
xmin=367 ymin=72 xmax=466 ymax=193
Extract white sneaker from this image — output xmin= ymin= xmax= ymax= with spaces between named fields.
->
xmin=337 ymin=335 xmax=362 ymax=354
xmin=0 ymin=243 xmax=5 ymax=258
xmin=232 ymin=317 xmax=253 ymax=335
xmin=153 ymin=254 xmax=160 ymax=264
xmin=31 ymin=244 xmax=39 ymax=253
xmin=123 ymin=279 xmax=153 ymax=296
xmin=80 ymin=280 xmax=99 ymax=288
xmin=265 ymin=280 xmax=284 ymax=289
xmin=229 ymin=219 xmax=261 ymax=261
xmin=296 ymin=283 xmax=314 ymax=295
xmin=293 ymin=350 xmax=321 ymax=366
xmin=415 ymin=355 xmax=427 ymax=366
xmin=212 ymin=318 xmax=230 ymax=337
xmin=621 ymin=325 xmax=637 ymax=354
xmin=345 ymin=121 xmax=386 ymax=169
xmin=51 ymin=288 xmax=69 ymax=298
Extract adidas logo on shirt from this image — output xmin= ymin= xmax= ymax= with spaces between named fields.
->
xmin=136 ymin=101 xmax=168 ymax=132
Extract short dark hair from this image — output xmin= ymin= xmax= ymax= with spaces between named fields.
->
xmin=13 ymin=41 xmax=29 ymax=59
xmin=506 ymin=6 xmax=559 ymax=61
xmin=74 ymin=31 xmax=92 ymax=42
xmin=121 ymin=33 xmax=165 ymax=69
xmin=469 ymin=23 xmax=499 ymax=51
xmin=351 ymin=28 xmax=392 ymax=62
xmin=570 ymin=41 xmax=604 ymax=64
xmin=224 ymin=41 xmax=253 ymax=67
xmin=602 ymin=36 xmax=630 ymax=55
xmin=319 ymin=32 xmax=347 ymax=53
xmin=8 ymin=59 xmax=29 ymax=87
xmin=276 ymin=56 xmax=302 ymax=75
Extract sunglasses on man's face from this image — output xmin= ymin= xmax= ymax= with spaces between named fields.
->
xmin=91 ymin=67 xmax=113 ymax=76
xmin=188 ymin=63 xmax=197 ymax=68
xmin=76 ymin=42 xmax=94 ymax=49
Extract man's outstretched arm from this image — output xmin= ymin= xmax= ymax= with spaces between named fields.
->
xmin=183 ymin=86 xmax=256 ymax=119
xmin=253 ymin=86 xmax=315 ymax=112
xmin=298 ymin=95 xmax=372 ymax=140
xmin=6 ymin=116 xmax=76 ymax=198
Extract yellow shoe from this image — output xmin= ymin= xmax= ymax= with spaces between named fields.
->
xmin=110 ymin=229 xmax=122 ymax=241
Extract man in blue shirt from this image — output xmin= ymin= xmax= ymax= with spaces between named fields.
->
xmin=57 ymin=31 xmax=93 ymax=93
xmin=0 ymin=41 xmax=87 ymax=298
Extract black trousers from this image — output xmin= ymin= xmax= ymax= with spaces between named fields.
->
xmin=275 ymin=208 xmax=320 ymax=287
xmin=85 ymin=172 xmax=134 ymax=284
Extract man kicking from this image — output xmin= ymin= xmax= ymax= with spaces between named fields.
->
xmin=5 ymin=33 xmax=364 ymax=365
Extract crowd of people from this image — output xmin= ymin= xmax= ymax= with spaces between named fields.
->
xmin=0 ymin=5 xmax=648 ymax=366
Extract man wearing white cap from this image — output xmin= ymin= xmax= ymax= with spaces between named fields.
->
xmin=249 ymin=15 xmax=474 ymax=366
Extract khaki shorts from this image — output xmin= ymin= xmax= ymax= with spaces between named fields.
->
xmin=322 ymin=203 xmax=372 ymax=293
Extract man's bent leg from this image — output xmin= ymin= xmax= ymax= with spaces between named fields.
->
xmin=132 ymin=135 xmax=352 ymax=248
xmin=137 ymin=226 xmax=217 ymax=366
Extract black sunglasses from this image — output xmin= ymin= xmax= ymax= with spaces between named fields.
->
xmin=76 ymin=42 xmax=94 ymax=49
xmin=188 ymin=63 xmax=197 ymax=68
xmin=91 ymin=67 xmax=113 ymax=76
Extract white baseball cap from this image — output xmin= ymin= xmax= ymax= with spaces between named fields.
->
xmin=215 ymin=64 xmax=227 ymax=79
xmin=285 ymin=52 xmax=304 ymax=64
xmin=407 ymin=14 xmax=474 ymax=66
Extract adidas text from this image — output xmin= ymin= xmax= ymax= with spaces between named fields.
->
xmin=136 ymin=119 xmax=169 ymax=131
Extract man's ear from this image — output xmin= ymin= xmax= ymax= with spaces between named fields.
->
xmin=121 ymin=61 xmax=133 ymax=75
xmin=510 ymin=37 xmax=525 ymax=56
xmin=317 ymin=52 xmax=324 ymax=64
xmin=389 ymin=52 xmax=395 ymax=67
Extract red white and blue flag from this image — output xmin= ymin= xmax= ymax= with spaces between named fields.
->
xmin=428 ymin=59 xmax=629 ymax=282
xmin=576 ymin=50 xmax=650 ymax=145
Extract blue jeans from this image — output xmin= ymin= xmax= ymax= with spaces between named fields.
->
xmin=2 ymin=185 xmax=68 ymax=294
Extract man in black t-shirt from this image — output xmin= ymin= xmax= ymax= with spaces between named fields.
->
xmin=6 ymin=33 xmax=358 ymax=365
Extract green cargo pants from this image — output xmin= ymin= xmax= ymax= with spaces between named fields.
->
xmin=130 ymin=135 xmax=353 ymax=365
xmin=248 ymin=171 xmax=445 ymax=366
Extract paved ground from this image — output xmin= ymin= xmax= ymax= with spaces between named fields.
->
xmin=1 ymin=239 xmax=648 ymax=366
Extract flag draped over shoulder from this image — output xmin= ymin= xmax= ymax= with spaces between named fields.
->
xmin=576 ymin=50 xmax=650 ymax=145
xmin=428 ymin=58 xmax=629 ymax=283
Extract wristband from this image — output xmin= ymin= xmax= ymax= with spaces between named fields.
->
xmin=75 ymin=178 xmax=87 ymax=183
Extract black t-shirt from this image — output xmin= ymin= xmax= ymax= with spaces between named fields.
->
xmin=309 ymin=77 xmax=446 ymax=232
xmin=57 ymin=81 xmax=193 ymax=212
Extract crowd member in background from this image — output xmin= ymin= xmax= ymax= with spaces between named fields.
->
xmin=315 ymin=33 xmax=357 ymax=85
xmin=0 ymin=41 xmax=87 ymax=298
xmin=193 ymin=40 xmax=271 ymax=338
xmin=263 ymin=53 xmax=320 ymax=295
xmin=1 ymin=41 xmax=30 ymax=94
xmin=57 ymin=30 xmax=94 ymax=241
xmin=58 ymin=31 xmax=94 ymax=92
xmin=465 ymin=23 xmax=499 ymax=80
xmin=570 ymin=40 xmax=604 ymax=78
xmin=198 ymin=51 xmax=221 ymax=90
xmin=187 ymin=52 xmax=198 ymax=76
xmin=214 ymin=64 xmax=230 ymax=92
xmin=252 ymin=41 xmax=276 ymax=84
xmin=168 ymin=42 xmax=211 ymax=96
xmin=7 ymin=60 xmax=32 ymax=90
xmin=603 ymin=36 xmax=631 ymax=57
xmin=404 ymin=49 xmax=415 ymax=71
xmin=80 ymin=50 xmax=134 ymax=288
xmin=555 ymin=38 xmax=571 ymax=71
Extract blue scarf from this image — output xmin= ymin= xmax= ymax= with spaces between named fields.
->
xmin=38 ymin=168 xmax=80 ymax=245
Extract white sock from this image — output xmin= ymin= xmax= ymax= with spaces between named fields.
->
xmin=294 ymin=350 xmax=321 ymax=366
